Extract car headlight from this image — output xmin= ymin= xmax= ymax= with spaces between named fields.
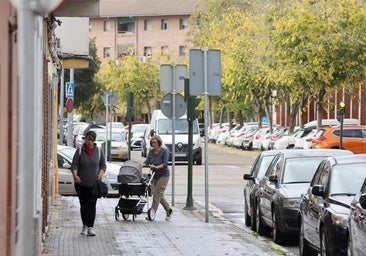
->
xmin=331 ymin=212 xmax=348 ymax=227
xmin=282 ymin=198 xmax=300 ymax=208
xmin=193 ymin=137 xmax=201 ymax=150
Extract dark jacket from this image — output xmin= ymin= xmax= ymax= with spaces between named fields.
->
xmin=71 ymin=144 xmax=107 ymax=187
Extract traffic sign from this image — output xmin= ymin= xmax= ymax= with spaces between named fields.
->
xmin=160 ymin=93 xmax=187 ymax=119
xmin=65 ymin=82 xmax=74 ymax=98
xmin=65 ymin=98 xmax=74 ymax=113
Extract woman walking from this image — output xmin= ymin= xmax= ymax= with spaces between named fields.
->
xmin=144 ymin=135 xmax=173 ymax=221
xmin=71 ymin=130 xmax=106 ymax=236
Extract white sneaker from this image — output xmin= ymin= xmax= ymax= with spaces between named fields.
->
xmin=87 ymin=227 xmax=96 ymax=236
xmin=80 ymin=225 xmax=88 ymax=235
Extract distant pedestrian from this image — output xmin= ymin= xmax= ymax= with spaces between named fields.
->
xmin=71 ymin=130 xmax=106 ymax=236
xmin=144 ymin=135 xmax=173 ymax=221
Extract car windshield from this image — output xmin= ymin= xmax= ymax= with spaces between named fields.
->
xmin=107 ymin=123 xmax=124 ymax=129
xmin=132 ymin=125 xmax=148 ymax=133
xmin=158 ymin=119 xmax=198 ymax=134
xmin=96 ymin=132 xmax=124 ymax=141
xmin=330 ymin=163 xmax=366 ymax=196
xmin=282 ymin=157 xmax=324 ymax=184
xmin=59 ymin=147 xmax=76 ymax=159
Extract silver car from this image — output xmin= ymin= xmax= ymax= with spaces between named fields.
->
xmin=57 ymin=145 xmax=120 ymax=197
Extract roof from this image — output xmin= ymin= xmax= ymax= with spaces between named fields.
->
xmin=100 ymin=0 xmax=198 ymax=17
xmin=329 ymin=154 xmax=366 ymax=165
xmin=278 ymin=149 xmax=353 ymax=158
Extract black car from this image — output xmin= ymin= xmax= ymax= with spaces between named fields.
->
xmin=243 ymin=150 xmax=284 ymax=231
xmin=349 ymin=176 xmax=366 ymax=256
xmin=256 ymin=149 xmax=352 ymax=245
xmin=299 ymin=154 xmax=366 ymax=256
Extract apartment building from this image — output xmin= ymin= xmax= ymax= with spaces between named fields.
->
xmin=90 ymin=0 xmax=197 ymax=61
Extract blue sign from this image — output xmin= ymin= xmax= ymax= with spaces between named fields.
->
xmin=66 ymin=82 xmax=74 ymax=98
xmin=261 ymin=116 xmax=268 ymax=124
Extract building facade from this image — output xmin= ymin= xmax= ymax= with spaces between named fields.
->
xmin=90 ymin=0 xmax=196 ymax=61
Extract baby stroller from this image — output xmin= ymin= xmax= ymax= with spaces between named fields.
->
xmin=114 ymin=160 xmax=154 ymax=221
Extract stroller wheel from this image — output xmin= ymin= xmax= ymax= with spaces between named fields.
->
xmin=122 ymin=213 xmax=129 ymax=220
xmin=115 ymin=207 xmax=119 ymax=221
xmin=147 ymin=208 xmax=155 ymax=221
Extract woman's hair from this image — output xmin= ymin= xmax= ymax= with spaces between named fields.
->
xmin=85 ymin=130 xmax=97 ymax=141
xmin=150 ymin=135 xmax=162 ymax=147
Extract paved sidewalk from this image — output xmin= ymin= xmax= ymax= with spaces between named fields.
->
xmin=41 ymin=196 xmax=289 ymax=256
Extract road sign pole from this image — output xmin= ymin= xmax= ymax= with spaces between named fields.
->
xmin=171 ymin=66 xmax=176 ymax=206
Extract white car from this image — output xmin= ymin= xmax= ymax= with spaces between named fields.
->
xmin=128 ymin=124 xmax=150 ymax=150
xmin=252 ymin=127 xmax=271 ymax=150
xmin=95 ymin=131 xmax=128 ymax=161
xmin=57 ymin=145 xmax=120 ymax=197
xmin=272 ymin=127 xmax=301 ymax=149
xmin=294 ymin=128 xmax=317 ymax=149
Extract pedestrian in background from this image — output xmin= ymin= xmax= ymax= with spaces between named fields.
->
xmin=144 ymin=135 xmax=173 ymax=221
xmin=71 ymin=130 xmax=106 ymax=236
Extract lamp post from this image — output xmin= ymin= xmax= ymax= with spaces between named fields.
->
xmin=337 ymin=101 xmax=345 ymax=149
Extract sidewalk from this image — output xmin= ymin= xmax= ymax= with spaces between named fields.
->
xmin=41 ymin=196 xmax=290 ymax=256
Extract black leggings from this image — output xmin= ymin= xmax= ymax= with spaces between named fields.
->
xmin=75 ymin=183 xmax=97 ymax=228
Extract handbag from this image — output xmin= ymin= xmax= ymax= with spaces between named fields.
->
xmin=92 ymin=180 xmax=108 ymax=198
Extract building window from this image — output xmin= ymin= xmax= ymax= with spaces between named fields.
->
xmin=117 ymin=17 xmax=135 ymax=33
xmin=179 ymin=18 xmax=188 ymax=30
xmin=144 ymin=47 xmax=152 ymax=57
xmin=144 ymin=19 xmax=152 ymax=31
xmin=103 ymin=47 xmax=111 ymax=58
xmin=161 ymin=19 xmax=168 ymax=30
xmin=179 ymin=46 xmax=187 ymax=57
xmin=118 ymin=44 xmax=135 ymax=57
xmin=161 ymin=46 xmax=168 ymax=55
xmin=104 ymin=21 xmax=111 ymax=31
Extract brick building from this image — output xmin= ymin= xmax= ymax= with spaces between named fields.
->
xmin=90 ymin=0 xmax=196 ymax=61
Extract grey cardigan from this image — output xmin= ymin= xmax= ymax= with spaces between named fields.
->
xmin=71 ymin=144 xmax=107 ymax=187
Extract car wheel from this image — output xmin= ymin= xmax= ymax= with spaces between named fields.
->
xmin=256 ymin=201 xmax=266 ymax=235
xmin=272 ymin=208 xmax=286 ymax=245
xmin=299 ymin=219 xmax=317 ymax=256
xmin=247 ymin=142 xmax=253 ymax=151
xmin=244 ymin=202 xmax=251 ymax=226
xmin=251 ymin=202 xmax=257 ymax=232
xmin=321 ymin=227 xmax=329 ymax=256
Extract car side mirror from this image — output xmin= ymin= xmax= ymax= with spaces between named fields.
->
xmin=150 ymin=129 xmax=155 ymax=137
xmin=62 ymin=163 xmax=71 ymax=169
xmin=312 ymin=185 xmax=325 ymax=197
xmin=359 ymin=194 xmax=366 ymax=209
xmin=243 ymin=174 xmax=254 ymax=181
xmin=269 ymin=174 xmax=278 ymax=183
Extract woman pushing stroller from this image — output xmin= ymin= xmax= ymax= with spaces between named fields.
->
xmin=144 ymin=135 xmax=173 ymax=221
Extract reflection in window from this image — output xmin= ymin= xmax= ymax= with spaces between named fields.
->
xmin=282 ymin=158 xmax=324 ymax=184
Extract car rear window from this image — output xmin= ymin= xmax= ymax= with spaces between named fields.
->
xmin=333 ymin=129 xmax=363 ymax=138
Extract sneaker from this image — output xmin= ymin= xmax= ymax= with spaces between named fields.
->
xmin=80 ymin=225 xmax=88 ymax=235
xmin=87 ymin=227 xmax=96 ymax=236
xmin=165 ymin=208 xmax=173 ymax=220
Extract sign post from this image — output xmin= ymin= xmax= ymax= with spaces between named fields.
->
xmin=189 ymin=49 xmax=221 ymax=222
xmin=160 ymin=64 xmax=187 ymax=206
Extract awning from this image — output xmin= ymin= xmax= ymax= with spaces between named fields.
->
xmin=117 ymin=17 xmax=134 ymax=24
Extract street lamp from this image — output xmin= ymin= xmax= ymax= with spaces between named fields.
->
xmin=337 ymin=101 xmax=345 ymax=149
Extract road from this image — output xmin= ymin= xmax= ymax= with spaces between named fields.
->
xmin=128 ymin=142 xmax=299 ymax=256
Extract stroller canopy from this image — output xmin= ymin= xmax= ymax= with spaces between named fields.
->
xmin=118 ymin=160 xmax=143 ymax=183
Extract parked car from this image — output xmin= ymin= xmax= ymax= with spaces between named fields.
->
xmin=255 ymin=149 xmax=353 ymax=245
xmin=294 ymin=128 xmax=317 ymax=149
xmin=272 ymin=127 xmax=301 ymax=150
xmin=267 ymin=126 xmax=289 ymax=150
xmin=253 ymin=127 xmax=271 ymax=151
xmin=228 ymin=125 xmax=256 ymax=147
xmin=141 ymin=126 xmax=150 ymax=157
xmin=299 ymin=154 xmax=366 ymax=256
xmin=348 ymin=176 xmax=366 ymax=256
xmin=199 ymin=123 xmax=205 ymax=137
xmin=128 ymin=123 xmax=150 ymax=150
xmin=232 ymin=125 xmax=259 ymax=150
xmin=312 ymin=125 xmax=366 ymax=153
xmin=243 ymin=150 xmax=284 ymax=231
xmin=208 ymin=123 xmax=228 ymax=143
xmin=216 ymin=125 xmax=239 ymax=145
xmin=57 ymin=145 xmax=120 ymax=197
xmin=95 ymin=131 xmax=128 ymax=161
xmin=106 ymin=122 xmax=125 ymax=133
